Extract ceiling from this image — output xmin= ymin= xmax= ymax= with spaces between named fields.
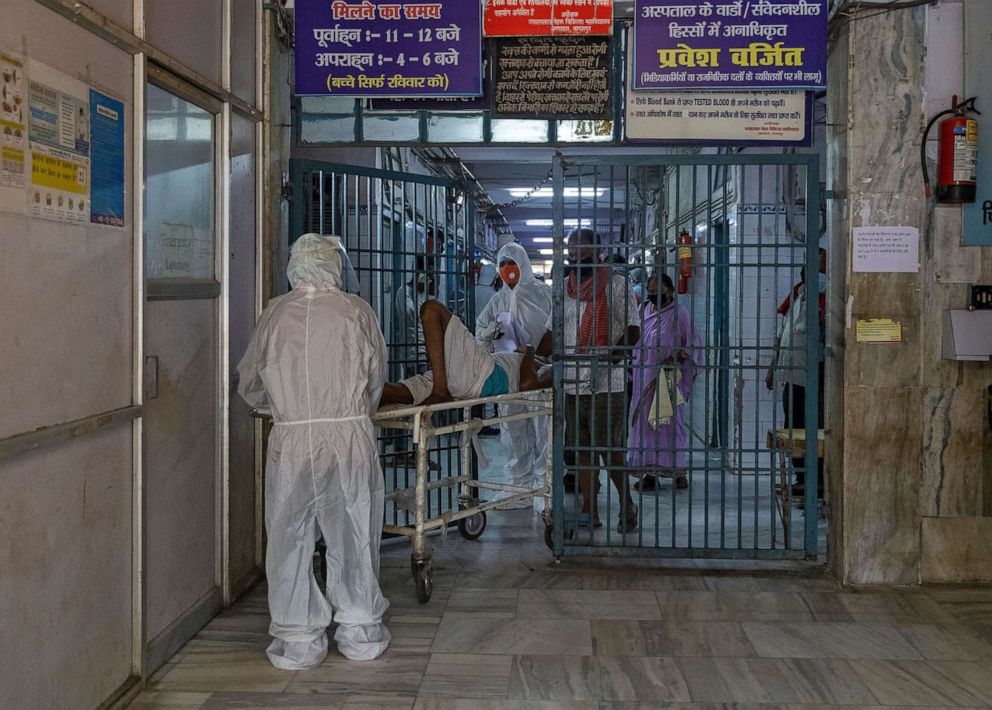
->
xmin=454 ymin=146 xmax=674 ymax=265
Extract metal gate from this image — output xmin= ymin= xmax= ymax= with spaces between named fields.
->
xmin=549 ymin=153 xmax=823 ymax=561
xmin=289 ymin=159 xmax=477 ymax=530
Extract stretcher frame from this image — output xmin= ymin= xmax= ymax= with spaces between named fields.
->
xmin=373 ymin=387 xmax=554 ymax=603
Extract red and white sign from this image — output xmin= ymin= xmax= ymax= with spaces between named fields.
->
xmin=484 ymin=0 xmax=613 ymax=37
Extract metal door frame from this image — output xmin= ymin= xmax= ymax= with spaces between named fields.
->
xmin=550 ymin=152 xmax=822 ymax=562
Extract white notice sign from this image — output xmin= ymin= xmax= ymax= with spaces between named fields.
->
xmin=852 ymin=226 xmax=920 ymax=273
xmin=623 ymin=49 xmax=807 ymax=143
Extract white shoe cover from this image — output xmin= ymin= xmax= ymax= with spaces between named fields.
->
xmin=333 ymin=622 xmax=391 ymax=661
xmin=266 ymin=636 xmax=328 ymax=670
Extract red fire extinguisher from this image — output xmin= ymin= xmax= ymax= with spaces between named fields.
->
xmin=677 ymin=230 xmax=693 ymax=294
xmin=923 ymin=96 xmax=980 ymax=203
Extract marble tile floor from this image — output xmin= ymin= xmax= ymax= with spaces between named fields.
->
xmin=383 ymin=436 xmax=828 ymax=556
xmin=131 ymin=506 xmax=992 ymax=709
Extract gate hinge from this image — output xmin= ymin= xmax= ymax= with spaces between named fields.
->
xmin=281 ymin=173 xmax=293 ymax=202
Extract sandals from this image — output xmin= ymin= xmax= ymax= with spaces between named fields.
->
xmin=617 ymin=504 xmax=639 ymax=533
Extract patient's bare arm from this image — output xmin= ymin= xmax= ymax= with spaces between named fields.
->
xmin=380 ymin=382 xmax=414 ymax=406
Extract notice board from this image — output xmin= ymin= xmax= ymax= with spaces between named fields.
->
xmin=484 ymin=0 xmax=613 ymax=37
xmin=294 ymin=0 xmax=484 ymax=97
xmin=491 ymin=36 xmax=613 ymax=118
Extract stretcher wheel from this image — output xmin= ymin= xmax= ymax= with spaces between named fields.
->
xmin=414 ymin=563 xmax=433 ymax=604
xmin=458 ymin=511 xmax=486 ymax=540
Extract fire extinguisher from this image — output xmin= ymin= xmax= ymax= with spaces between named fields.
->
xmin=922 ymin=96 xmax=980 ymax=203
xmin=677 ymin=230 xmax=693 ymax=294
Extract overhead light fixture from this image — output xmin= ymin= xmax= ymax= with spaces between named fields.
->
xmin=524 ymin=218 xmax=591 ymax=228
xmin=532 ymin=237 xmax=553 ymax=243
xmin=507 ymin=187 xmax=606 ymax=198
xmin=538 ymin=248 xmax=553 ymax=255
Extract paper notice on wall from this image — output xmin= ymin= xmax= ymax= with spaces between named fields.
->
xmin=856 ymin=319 xmax=903 ymax=343
xmin=27 ymin=60 xmax=90 ymax=225
xmin=89 ymin=89 xmax=125 ymax=228
xmin=0 ymin=50 xmax=28 ymax=213
xmin=852 ymin=226 xmax=919 ymax=273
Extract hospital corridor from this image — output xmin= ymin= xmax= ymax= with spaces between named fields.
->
xmin=3 ymin=1 xmax=992 ymax=709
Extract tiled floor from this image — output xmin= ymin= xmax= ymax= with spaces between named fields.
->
xmin=130 ymin=438 xmax=990 ymax=709
xmin=131 ymin=501 xmax=992 ymax=709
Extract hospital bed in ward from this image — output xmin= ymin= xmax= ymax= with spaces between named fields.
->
xmin=372 ymin=388 xmax=553 ymax=602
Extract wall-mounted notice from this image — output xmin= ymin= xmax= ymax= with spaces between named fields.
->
xmin=1 ymin=51 xmax=28 ymax=209
xmin=856 ymin=319 xmax=903 ymax=343
xmin=28 ymin=61 xmax=90 ymax=225
xmin=484 ymin=0 xmax=613 ymax=37
xmin=294 ymin=0 xmax=483 ymax=97
xmin=492 ymin=36 xmax=612 ymax=118
xmin=624 ymin=50 xmax=808 ymax=143
xmin=633 ymin=0 xmax=827 ymax=91
xmin=853 ymin=226 xmax=920 ymax=273
xmin=89 ymin=90 xmax=125 ymax=228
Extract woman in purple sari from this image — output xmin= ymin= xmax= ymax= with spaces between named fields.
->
xmin=628 ymin=273 xmax=703 ymax=491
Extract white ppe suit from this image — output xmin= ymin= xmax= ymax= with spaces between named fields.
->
xmin=474 ymin=263 xmax=498 ymax=322
xmin=237 ymin=233 xmax=391 ymax=669
xmin=476 ymin=243 xmax=553 ymax=510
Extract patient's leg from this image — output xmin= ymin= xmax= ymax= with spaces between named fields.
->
xmin=420 ymin=299 xmax=453 ymax=404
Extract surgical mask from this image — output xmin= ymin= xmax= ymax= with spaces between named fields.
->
xmin=817 ymin=272 xmax=827 ymax=294
xmin=499 ymin=262 xmax=521 ymax=287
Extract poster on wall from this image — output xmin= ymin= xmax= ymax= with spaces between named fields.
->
xmin=633 ymin=0 xmax=827 ymax=91
xmin=492 ymin=36 xmax=612 ymax=118
xmin=0 ymin=51 xmax=28 ymax=214
xmin=89 ymin=90 xmax=125 ymax=228
xmin=484 ymin=0 xmax=614 ymax=37
xmin=294 ymin=0 xmax=483 ymax=97
xmin=28 ymin=60 xmax=90 ymax=225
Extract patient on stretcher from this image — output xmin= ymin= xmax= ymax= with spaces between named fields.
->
xmin=380 ymin=299 xmax=550 ymax=407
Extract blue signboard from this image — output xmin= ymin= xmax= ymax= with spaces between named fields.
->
xmin=294 ymin=0 xmax=483 ymax=97
xmin=633 ymin=0 xmax=827 ymax=91
xmin=89 ymin=89 xmax=125 ymax=228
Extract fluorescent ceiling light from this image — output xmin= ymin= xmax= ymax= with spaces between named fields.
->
xmin=507 ymin=187 xmax=606 ymax=198
xmin=532 ymin=237 xmax=553 ymax=243
xmin=524 ymin=218 xmax=591 ymax=228
xmin=538 ymin=249 xmax=553 ymax=255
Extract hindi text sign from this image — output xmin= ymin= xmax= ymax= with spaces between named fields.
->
xmin=492 ymin=36 xmax=613 ymax=118
xmin=484 ymin=0 xmax=614 ymax=37
xmin=633 ymin=0 xmax=827 ymax=90
xmin=295 ymin=0 xmax=483 ymax=96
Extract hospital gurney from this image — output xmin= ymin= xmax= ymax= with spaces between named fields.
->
xmin=251 ymin=387 xmax=553 ymax=604
xmin=373 ymin=388 xmax=553 ymax=603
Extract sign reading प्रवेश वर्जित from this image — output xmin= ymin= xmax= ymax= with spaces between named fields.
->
xmin=633 ymin=0 xmax=827 ymax=90
xmin=294 ymin=0 xmax=483 ymax=97
xmin=483 ymin=0 xmax=613 ymax=37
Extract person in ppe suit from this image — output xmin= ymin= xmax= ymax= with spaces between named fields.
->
xmin=237 ymin=233 xmax=391 ymax=670
xmin=474 ymin=263 xmax=499 ymax=322
xmin=476 ymin=242 xmax=553 ymax=510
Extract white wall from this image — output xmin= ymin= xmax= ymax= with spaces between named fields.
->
xmin=0 ymin=3 xmax=135 ymax=707
xmin=0 ymin=1 xmax=267 ymax=706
